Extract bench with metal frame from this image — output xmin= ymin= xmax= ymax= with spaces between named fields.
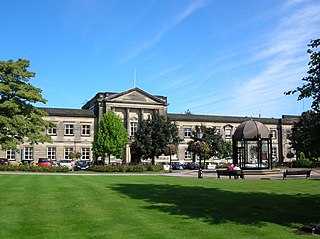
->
xmin=216 ymin=169 xmax=244 ymax=179
xmin=283 ymin=169 xmax=311 ymax=179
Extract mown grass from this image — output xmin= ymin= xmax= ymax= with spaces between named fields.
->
xmin=0 ymin=174 xmax=319 ymax=239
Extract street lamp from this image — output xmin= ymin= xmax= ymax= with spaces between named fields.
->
xmin=196 ymin=130 xmax=203 ymax=178
xmin=169 ymin=136 xmax=173 ymax=172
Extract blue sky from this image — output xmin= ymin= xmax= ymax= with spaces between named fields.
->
xmin=1 ymin=0 xmax=319 ymax=118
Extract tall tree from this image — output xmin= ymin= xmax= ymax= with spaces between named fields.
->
xmin=0 ymin=59 xmax=53 ymax=150
xmin=285 ymin=39 xmax=320 ymax=112
xmin=92 ymin=111 xmax=128 ymax=164
xmin=285 ymin=39 xmax=320 ymax=160
xmin=131 ymin=113 xmax=179 ymax=165
xmin=288 ymin=111 xmax=320 ymax=160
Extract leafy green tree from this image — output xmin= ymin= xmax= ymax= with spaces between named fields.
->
xmin=92 ymin=111 xmax=128 ymax=164
xmin=131 ymin=113 xmax=179 ymax=165
xmin=0 ymin=59 xmax=53 ymax=150
xmin=285 ymin=39 xmax=320 ymax=112
xmin=187 ymin=126 xmax=232 ymax=163
xmin=288 ymin=111 xmax=320 ymax=160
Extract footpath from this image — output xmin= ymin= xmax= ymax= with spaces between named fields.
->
xmin=164 ymin=168 xmax=320 ymax=180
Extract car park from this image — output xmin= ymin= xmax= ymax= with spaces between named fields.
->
xmin=37 ymin=158 xmax=52 ymax=167
xmin=74 ymin=161 xmax=90 ymax=171
xmin=0 ymin=158 xmax=9 ymax=165
xmin=59 ymin=159 xmax=73 ymax=170
xmin=184 ymin=162 xmax=199 ymax=170
xmin=171 ymin=162 xmax=184 ymax=170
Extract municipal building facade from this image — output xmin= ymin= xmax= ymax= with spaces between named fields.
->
xmin=0 ymin=88 xmax=298 ymax=165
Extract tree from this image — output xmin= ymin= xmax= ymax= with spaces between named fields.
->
xmin=131 ymin=113 xmax=179 ymax=165
xmin=188 ymin=126 xmax=231 ymax=160
xmin=285 ymin=39 xmax=320 ymax=112
xmin=288 ymin=111 xmax=320 ymax=160
xmin=0 ymin=59 xmax=53 ymax=150
xmin=92 ymin=111 xmax=128 ymax=164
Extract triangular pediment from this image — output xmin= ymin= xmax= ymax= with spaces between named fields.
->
xmin=107 ymin=88 xmax=167 ymax=105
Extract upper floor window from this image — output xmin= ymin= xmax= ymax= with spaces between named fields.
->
xmin=64 ymin=124 xmax=74 ymax=136
xmin=130 ymin=122 xmax=138 ymax=137
xmin=81 ymin=125 xmax=90 ymax=136
xmin=6 ymin=149 xmax=15 ymax=160
xmin=214 ymin=128 xmax=220 ymax=135
xmin=48 ymin=127 xmax=57 ymax=135
xmin=271 ymin=129 xmax=277 ymax=139
xmin=184 ymin=128 xmax=192 ymax=138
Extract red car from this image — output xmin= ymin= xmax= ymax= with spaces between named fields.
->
xmin=37 ymin=158 xmax=52 ymax=167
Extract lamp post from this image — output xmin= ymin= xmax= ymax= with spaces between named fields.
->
xmin=197 ymin=130 xmax=204 ymax=178
xmin=169 ymin=136 xmax=173 ymax=172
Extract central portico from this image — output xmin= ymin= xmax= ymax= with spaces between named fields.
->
xmin=82 ymin=87 xmax=169 ymax=163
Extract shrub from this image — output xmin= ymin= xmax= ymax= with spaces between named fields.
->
xmin=0 ymin=165 xmax=69 ymax=173
xmin=292 ymin=159 xmax=312 ymax=168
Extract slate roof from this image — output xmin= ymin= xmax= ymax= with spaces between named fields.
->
xmin=168 ymin=113 xmax=279 ymax=125
xmin=38 ymin=107 xmax=95 ymax=118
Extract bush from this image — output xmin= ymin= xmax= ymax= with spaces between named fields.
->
xmin=0 ymin=165 xmax=69 ymax=173
xmin=292 ymin=159 xmax=312 ymax=168
xmin=90 ymin=164 xmax=161 ymax=173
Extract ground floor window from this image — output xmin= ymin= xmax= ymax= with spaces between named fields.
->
xmin=184 ymin=150 xmax=192 ymax=160
xmin=81 ymin=148 xmax=90 ymax=160
xmin=6 ymin=149 xmax=16 ymax=160
xmin=24 ymin=147 xmax=33 ymax=160
xmin=272 ymin=147 xmax=277 ymax=160
xmin=64 ymin=147 xmax=74 ymax=159
xmin=47 ymin=147 xmax=56 ymax=160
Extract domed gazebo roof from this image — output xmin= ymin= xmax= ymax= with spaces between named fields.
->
xmin=233 ymin=120 xmax=270 ymax=141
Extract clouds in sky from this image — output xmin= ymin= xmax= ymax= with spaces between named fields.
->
xmin=1 ymin=0 xmax=319 ymax=118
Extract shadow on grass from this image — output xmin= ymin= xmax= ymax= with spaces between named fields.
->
xmin=112 ymin=183 xmax=320 ymax=227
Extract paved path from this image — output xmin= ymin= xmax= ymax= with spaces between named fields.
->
xmin=165 ymin=169 xmax=320 ymax=180
xmin=0 ymin=169 xmax=319 ymax=180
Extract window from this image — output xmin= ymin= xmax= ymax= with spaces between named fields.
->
xmin=271 ymin=129 xmax=277 ymax=139
xmin=47 ymin=147 xmax=56 ymax=160
xmin=272 ymin=147 xmax=277 ymax=159
xmin=64 ymin=124 xmax=74 ymax=136
xmin=224 ymin=128 xmax=232 ymax=138
xmin=184 ymin=128 xmax=192 ymax=138
xmin=214 ymin=128 xmax=220 ymax=135
xmin=130 ymin=122 xmax=138 ymax=137
xmin=81 ymin=148 xmax=90 ymax=160
xmin=184 ymin=150 xmax=192 ymax=160
xmin=6 ymin=150 xmax=15 ymax=160
xmin=48 ymin=127 xmax=57 ymax=135
xmin=24 ymin=147 xmax=33 ymax=160
xmin=64 ymin=147 xmax=74 ymax=159
xmin=81 ymin=125 xmax=90 ymax=136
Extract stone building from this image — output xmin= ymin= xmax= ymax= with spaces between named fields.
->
xmin=0 ymin=87 xmax=298 ymax=165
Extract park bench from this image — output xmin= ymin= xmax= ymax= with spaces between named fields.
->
xmin=283 ymin=169 xmax=311 ymax=179
xmin=216 ymin=169 xmax=244 ymax=179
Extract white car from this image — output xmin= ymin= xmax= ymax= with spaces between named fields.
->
xmin=59 ymin=159 xmax=73 ymax=170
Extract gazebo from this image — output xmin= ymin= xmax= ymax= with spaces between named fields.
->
xmin=232 ymin=120 xmax=272 ymax=169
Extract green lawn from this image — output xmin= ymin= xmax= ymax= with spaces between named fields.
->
xmin=0 ymin=174 xmax=319 ymax=239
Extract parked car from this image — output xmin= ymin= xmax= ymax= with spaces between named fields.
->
xmin=37 ymin=158 xmax=52 ymax=167
xmin=0 ymin=158 xmax=9 ymax=165
xmin=51 ymin=161 xmax=59 ymax=167
xmin=171 ymin=162 xmax=184 ymax=170
xmin=59 ymin=159 xmax=73 ymax=170
xmin=74 ymin=161 xmax=90 ymax=171
xmin=184 ymin=162 xmax=199 ymax=170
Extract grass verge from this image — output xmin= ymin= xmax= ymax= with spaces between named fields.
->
xmin=0 ymin=174 xmax=319 ymax=239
